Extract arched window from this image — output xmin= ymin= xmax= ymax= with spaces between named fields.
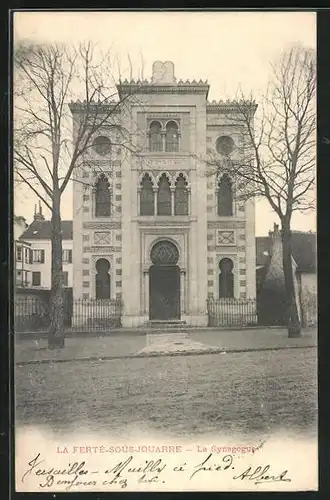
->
xmin=95 ymin=258 xmax=111 ymax=299
xmin=95 ymin=174 xmax=111 ymax=217
xmin=219 ymin=258 xmax=234 ymax=298
xmin=149 ymin=121 xmax=162 ymax=152
xmin=217 ymin=174 xmax=233 ymax=216
xmin=165 ymin=121 xmax=179 ymax=152
xmin=157 ymin=174 xmax=171 ymax=215
xmin=174 ymin=174 xmax=188 ymax=215
xmin=140 ymin=174 xmax=154 ymax=215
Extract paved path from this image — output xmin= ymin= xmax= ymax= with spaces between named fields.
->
xmin=15 ymin=327 xmax=317 ymax=364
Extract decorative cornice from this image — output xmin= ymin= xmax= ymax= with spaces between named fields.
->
xmin=83 ymin=246 xmax=122 ymax=253
xmin=207 ymin=221 xmax=245 ymax=229
xmin=69 ymin=101 xmax=121 ymax=114
xmin=119 ymin=78 xmax=208 ymax=85
xmin=117 ymin=82 xmax=209 ymax=99
xmin=206 ymin=100 xmax=258 ymax=115
xmin=136 ymin=217 xmax=196 ymax=227
xmin=82 ymin=222 xmax=121 ymax=229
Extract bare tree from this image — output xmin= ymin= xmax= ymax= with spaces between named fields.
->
xmin=207 ymin=45 xmax=316 ymax=337
xmin=13 ymin=40 xmax=141 ymax=348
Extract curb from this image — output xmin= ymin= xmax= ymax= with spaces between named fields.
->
xmin=16 ymin=326 xmax=317 ymax=339
xmin=16 ymin=344 xmax=316 ymax=366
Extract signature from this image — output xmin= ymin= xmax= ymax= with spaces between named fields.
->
xmin=233 ymin=465 xmax=292 ymax=485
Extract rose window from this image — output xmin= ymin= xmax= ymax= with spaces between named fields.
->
xmin=150 ymin=241 xmax=179 ymax=266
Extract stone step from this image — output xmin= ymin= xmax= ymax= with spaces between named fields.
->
xmin=147 ymin=320 xmax=187 ymax=326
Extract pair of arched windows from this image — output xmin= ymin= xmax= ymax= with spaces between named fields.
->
xmin=217 ymin=174 xmax=233 ymax=216
xmin=140 ymin=173 xmax=188 ymax=216
xmin=149 ymin=121 xmax=179 ymax=153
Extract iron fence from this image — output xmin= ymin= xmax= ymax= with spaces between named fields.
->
xmin=207 ymin=297 xmax=258 ymax=327
xmin=72 ymin=298 xmax=122 ymax=331
xmin=15 ymin=296 xmax=50 ymax=332
xmin=14 ymin=296 xmax=122 ymax=333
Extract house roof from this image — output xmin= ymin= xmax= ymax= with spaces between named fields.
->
xmin=290 ymin=231 xmax=317 ymax=273
xmin=256 ymin=231 xmax=316 ymax=273
xmin=19 ymin=220 xmax=73 ymax=240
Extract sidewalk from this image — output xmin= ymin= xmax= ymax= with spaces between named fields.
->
xmin=15 ymin=327 xmax=317 ymax=364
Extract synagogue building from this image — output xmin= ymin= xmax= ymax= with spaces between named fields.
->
xmin=71 ymin=61 xmax=257 ymax=327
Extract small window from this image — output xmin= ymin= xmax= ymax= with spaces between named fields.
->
xmin=33 ymin=249 xmax=45 ymax=263
xmin=63 ymin=249 xmax=72 ymax=263
xmin=149 ymin=121 xmax=163 ymax=152
xmin=32 ymin=271 xmax=41 ymax=286
xmin=157 ymin=174 xmax=171 ymax=216
xmin=63 ymin=271 xmax=69 ymax=287
xmin=140 ymin=174 xmax=155 ymax=215
xmin=217 ymin=174 xmax=233 ymax=216
xmin=165 ymin=121 xmax=179 ymax=152
xmin=16 ymin=246 xmax=22 ymax=262
xmin=95 ymin=174 xmax=111 ymax=217
xmin=174 ymin=174 xmax=188 ymax=215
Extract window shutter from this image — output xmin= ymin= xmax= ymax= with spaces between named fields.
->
xmin=69 ymin=250 xmax=72 ymax=263
xmin=41 ymin=250 xmax=45 ymax=263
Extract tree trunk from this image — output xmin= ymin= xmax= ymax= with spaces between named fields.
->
xmin=281 ymin=219 xmax=301 ymax=338
xmin=48 ymin=189 xmax=65 ymax=349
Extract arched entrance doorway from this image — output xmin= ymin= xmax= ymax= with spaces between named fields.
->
xmin=149 ymin=240 xmax=180 ymax=320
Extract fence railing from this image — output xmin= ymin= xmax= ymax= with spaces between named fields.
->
xmin=72 ymin=298 xmax=122 ymax=330
xmin=207 ymin=298 xmax=257 ymax=327
xmin=15 ymin=296 xmax=50 ymax=332
xmin=14 ymin=297 xmax=123 ymax=333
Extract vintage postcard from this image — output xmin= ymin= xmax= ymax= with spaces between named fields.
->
xmin=13 ymin=10 xmax=317 ymax=492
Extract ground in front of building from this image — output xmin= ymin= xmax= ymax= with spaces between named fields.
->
xmin=15 ymin=346 xmax=317 ymax=439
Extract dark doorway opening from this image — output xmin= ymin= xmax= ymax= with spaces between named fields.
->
xmin=149 ymin=265 xmax=180 ymax=320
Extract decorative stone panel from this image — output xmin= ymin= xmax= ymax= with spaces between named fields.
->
xmin=217 ymin=229 xmax=235 ymax=246
xmin=94 ymin=231 xmax=112 ymax=245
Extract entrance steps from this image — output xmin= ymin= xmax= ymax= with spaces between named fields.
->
xmin=138 ymin=320 xmax=195 ymax=334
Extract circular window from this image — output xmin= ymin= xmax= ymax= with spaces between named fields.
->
xmin=150 ymin=241 xmax=179 ymax=266
xmin=92 ymin=136 xmax=111 ymax=156
xmin=216 ymin=136 xmax=235 ymax=155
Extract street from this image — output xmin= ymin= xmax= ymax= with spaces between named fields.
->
xmin=15 ymin=347 xmax=317 ymax=440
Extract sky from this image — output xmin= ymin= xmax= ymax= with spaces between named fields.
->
xmin=13 ymin=10 xmax=316 ymax=236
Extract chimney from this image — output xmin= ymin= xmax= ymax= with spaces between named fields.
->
xmin=34 ymin=201 xmax=45 ymax=221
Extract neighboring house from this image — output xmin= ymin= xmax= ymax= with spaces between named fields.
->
xmin=256 ymin=225 xmax=317 ymax=326
xmin=71 ymin=60 xmax=257 ymax=327
xmin=17 ymin=204 xmax=73 ymax=290
xmin=14 ymin=215 xmax=32 ymax=288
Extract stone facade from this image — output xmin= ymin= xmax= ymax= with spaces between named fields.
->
xmin=71 ymin=61 xmax=257 ymax=327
